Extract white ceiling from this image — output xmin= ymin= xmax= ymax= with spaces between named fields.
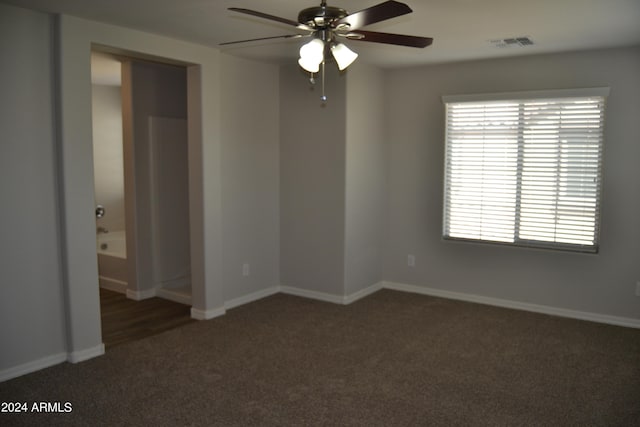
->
xmin=5 ymin=0 xmax=640 ymax=68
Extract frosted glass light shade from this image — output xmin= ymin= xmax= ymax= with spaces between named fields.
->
xmin=299 ymin=39 xmax=325 ymax=62
xmin=331 ymin=43 xmax=358 ymax=70
xmin=298 ymin=56 xmax=320 ymax=73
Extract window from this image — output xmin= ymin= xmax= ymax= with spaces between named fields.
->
xmin=443 ymin=88 xmax=608 ymax=253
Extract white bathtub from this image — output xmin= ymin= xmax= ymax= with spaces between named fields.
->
xmin=97 ymin=230 xmax=126 ymax=259
xmin=97 ymin=230 xmax=127 ymax=293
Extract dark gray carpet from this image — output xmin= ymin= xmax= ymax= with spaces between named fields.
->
xmin=1 ymin=290 xmax=639 ymax=426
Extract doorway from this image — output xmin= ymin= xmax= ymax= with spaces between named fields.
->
xmin=58 ymin=19 xmax=220 ymax=360
xmin=91 ymin=51 xmax=193 ymax=347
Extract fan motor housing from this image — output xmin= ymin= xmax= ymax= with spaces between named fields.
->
xmin=298 ymin=6 xmax=348 ymax=28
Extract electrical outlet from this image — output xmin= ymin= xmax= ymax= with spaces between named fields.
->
xmin=636 ymin=281 xmax=640 ymax=297
xmin=407 ymin=254 xmax=415 ymax=267
xmin=242 ymin=263 xmax=250 ymax=277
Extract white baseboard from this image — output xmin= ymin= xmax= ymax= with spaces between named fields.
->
xmin=5 ymin=280 xmax=637 ymax=382
xmin=191 ymin=285 xmax=281 ymax=319
xmin=126 ymin=288 xmax=157 ymax=301
xmin=191 ymin=306 xmax=226 ymax=320
xmin=344 ymin=282 xmax=384 ymax=305
xmin=225 ymin=286 xmax=280 ymax=310
xmin=280 ymin=282 xmax=384 ymax=305
xmin=99 ymin=276 xmax=127 ymax=294
xmin=383 ymin=281 xmax=640 ymax=329
xmin=0 ymin=352 xmax=67 ymax=383
xmin=280 ymin=286 xmax=345 ymax=304
xmin=67 ymin=343 xmax=105 ymax=364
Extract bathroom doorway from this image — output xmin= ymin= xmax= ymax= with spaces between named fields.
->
xmin=91 ymin=52 xmax=128 ymax=295
xmin=91 ymin=51 xmax=193 ymax=347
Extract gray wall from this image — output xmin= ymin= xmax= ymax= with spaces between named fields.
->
xmin=0 ymin=4 xmax=67 ymax=372
xmin=384 ymin=46 xmax=640 ymax=319
xmin=280 ymin=65 xmax=347 ymax=296
xmin=128 ymin=60 xmax=188 ymax=292
xmin=280 ymin=62 xmax=387 ymax=298
xmin=344 ymin=63 xmax=386 ymax=295
xmin=221 ymin=54 xmax=280 ymax=301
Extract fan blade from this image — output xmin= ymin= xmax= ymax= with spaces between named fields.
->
xmin=220 ymin=34 xmax=306 ymax=46
xmin=229 ymin=8 xmax=313 ymax=31
xmin=334 ymin=1 xmax=412 ymax=30
xmin=346 ymin=30 xmax=433 ymax=48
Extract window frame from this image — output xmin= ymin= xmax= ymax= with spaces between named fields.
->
xmin=442 ymin=87 xmax=609 ymax=254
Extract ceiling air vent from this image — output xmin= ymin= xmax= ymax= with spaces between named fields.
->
xmin=490 ymin=36 xmax=534 ymax=48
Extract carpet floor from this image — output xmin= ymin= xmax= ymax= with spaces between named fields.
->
xmin=1 ymin=290 xmax=639 ymax=426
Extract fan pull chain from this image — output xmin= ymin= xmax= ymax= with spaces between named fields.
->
xmin=321 ymin=61 xmax=327 ymax=102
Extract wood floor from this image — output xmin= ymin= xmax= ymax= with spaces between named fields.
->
xmin=99 ymin=288 xmax=195 ymax=348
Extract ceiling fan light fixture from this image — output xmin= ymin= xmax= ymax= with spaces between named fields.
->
xmin=331 ymin=43 xmax=358 ymax=70
xmin=224 ymin=2 xmax=433 ymax=101
xmin=298 ymin=38 xmax=325 ymax=73
xmin=299 ymin=38 xmax=325 ymax=62
xmin=298 ymin=56 xmax=321 ymax=73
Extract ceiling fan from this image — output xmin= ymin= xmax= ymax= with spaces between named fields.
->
xmin=221 ymin=0 xmax=433 ymax=101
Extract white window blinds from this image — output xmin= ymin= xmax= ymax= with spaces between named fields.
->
xmin=443 ymin=88 xmax=608 ymax=253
